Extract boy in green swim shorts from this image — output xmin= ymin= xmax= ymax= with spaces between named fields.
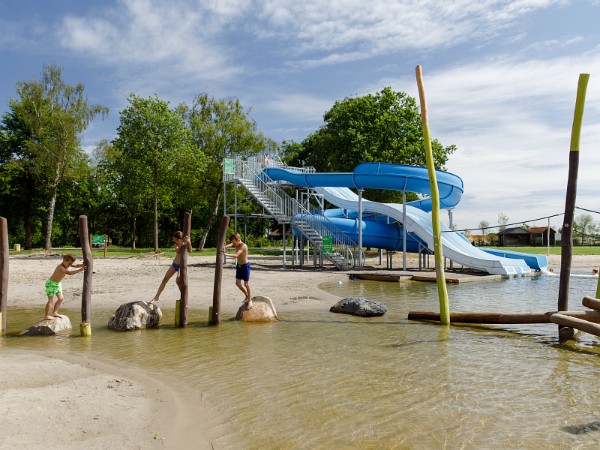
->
xmin=44 ymin=254 xmax=86 ymax=320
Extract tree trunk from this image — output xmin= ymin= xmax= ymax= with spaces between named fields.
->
xmin=131 ymin=214 xmax=137 ymax=250
xmin=197 ymin=189 xmax=222 ymax=251
xmin=24 ymin=209 xmax=32 ymax=250
xmin=44 ymin=168 xmax=61 ymax=251
xmin=153 ymin=170 xmax=159 ymax=253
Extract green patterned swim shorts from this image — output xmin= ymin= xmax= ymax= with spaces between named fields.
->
xmin=45 ymin=279 xmax=62 ymax=296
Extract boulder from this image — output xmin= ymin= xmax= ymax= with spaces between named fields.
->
xmin=236 ymin=296 xmax=278 ymax=322
xmin=20 ymin=314 xmax=72 ymax=336
xmin=108 ymin=301 xmax=162 ymax=331
xmin=330 ymin=297 xmax=387 ymax=317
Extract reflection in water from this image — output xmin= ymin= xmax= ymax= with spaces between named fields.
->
xmin=4 ymin=275 xmax=600 ymax=448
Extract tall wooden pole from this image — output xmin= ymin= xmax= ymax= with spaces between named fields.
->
xmin=558 ymin=73 xmax=589 ymax=341
xmin=177 ymin=212 xmax=191 ymax=328
xmin=211 ymin=215 xmax=230 ymax=325
xmin=0 ymin=217 xmax=8 ymax=333
xmin=416 ymin=65 xmax=450 ymax=324
xmin=79 ymin=215 xmax=93 ymax=336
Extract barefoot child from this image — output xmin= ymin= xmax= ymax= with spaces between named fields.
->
xmin=224 ymin=232 xmax=252 ymax=308
xmin=149 ymin=231 xmax=192 ymax=304
xmin=44 ymin=254 xmax=86 ymax=320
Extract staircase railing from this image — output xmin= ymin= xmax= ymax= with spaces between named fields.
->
xmin=223 ymin=156 xmax=358 ymax=269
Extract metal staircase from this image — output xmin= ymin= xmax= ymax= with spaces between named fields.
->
xmin=223 ymin=156 xmax=358 ymax=270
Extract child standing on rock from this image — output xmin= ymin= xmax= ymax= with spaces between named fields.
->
xmin=224 ymin=232 xmax=252 ymax=308
xmin=44 ymin=254 xmax=86 ymax=320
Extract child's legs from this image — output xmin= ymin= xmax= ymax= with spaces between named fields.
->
xmin=52 ymin=292 xmax=64 ymax=315
xmin=244 ymin=281 xmax=252 ymax=302
xmin=153 ymin=266 xmax=177 ymax=300
xmin=235 ymin=278 xmax=248 ymax=298
xmin=45 ymin=296 xmax=54 ymax=318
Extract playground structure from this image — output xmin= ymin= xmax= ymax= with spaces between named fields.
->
xmin=222 ymin=156 xmax=546 ymax=275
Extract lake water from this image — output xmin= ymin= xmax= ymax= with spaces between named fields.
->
xmin=3 ymin=272 xmax=600 ymax=449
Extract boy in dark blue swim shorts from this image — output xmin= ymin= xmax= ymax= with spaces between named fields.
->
xmin=225 ymin=232 xmax=252 ymax=308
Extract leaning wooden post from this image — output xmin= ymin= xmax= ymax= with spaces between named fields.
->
xmin=416 ymin=65 xmax=450 ymax=324
xmin=211 ymin=215 xmax=230 ymax=325
xmin=79 ymin=215 xmax=94 ymax=336
xmin=0 ymin=217 xmax=8 ymax=333
xmin=176 ymin=212 xmax=191 ymax=328
xmin=558 ymin=73 xmax=589 ymax=341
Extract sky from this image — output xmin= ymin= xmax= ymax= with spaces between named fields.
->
xmin=1 ymin=0 xmax=600 ymax=232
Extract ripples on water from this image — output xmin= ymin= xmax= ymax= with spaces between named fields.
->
xmin=4 ymin=274 xmax=600 ymax=448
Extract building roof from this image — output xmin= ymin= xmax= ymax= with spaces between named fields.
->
xmin=528 ymin=226 xmax=555 ymax=233
xmin=497 ymin=227 xmax=528 ymax=235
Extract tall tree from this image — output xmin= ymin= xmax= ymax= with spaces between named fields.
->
xmin=574 ymin=213 xmax=596 ymax=245
xmin=8 ymin=65 xmax=108 ymax=249
xmin=498 ymin=213 xmax=509 ymax=232
xmin=113 ymin=94 xmax=193 ymax=252
xmin=478 ymin=220 xmax=490 ymax=245
xmin=184 ymin=94 xmax=275 ymax=250
xmin=289 ymin=87 xmax=456 ymax=203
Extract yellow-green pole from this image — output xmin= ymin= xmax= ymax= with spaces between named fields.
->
xmin=558 ymin=74 xmax=590 ymax=318
xmin=416 ymin=65 xmax=450 ymax=324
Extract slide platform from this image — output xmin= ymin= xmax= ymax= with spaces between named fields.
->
xmin=265 ymin=163 xmax=545 ymax=275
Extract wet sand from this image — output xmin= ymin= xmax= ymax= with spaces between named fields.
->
xmin=2 ymin=251 xmax=599 ymax=448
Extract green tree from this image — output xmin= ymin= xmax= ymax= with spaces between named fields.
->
xmin=478 ymin=220 xmax=490 ymax=245
xmin=289 ymin=87 xmax=456 ymax=202
xmin=112 ymin=94 xmax=194 ymax=252
xmin=7 ymin=65 xmax=108 ymax=249
xmin=498 ymin=213 xmax=509 ymax=232
xmin=574 ymin=213 xmax=597 ymax=246
xmin=183 ymin=94 xmax=275 ymax=250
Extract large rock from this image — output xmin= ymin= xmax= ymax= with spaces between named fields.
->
xmin=20 ymin=314 xmax=72 ymax=336
xmin=236 ymin=296 xmax=278 ymax=322
xmin=108 ymin=301 xmax=162 ymax=331
xmin=330 ymin=297 xmax=387 ymax=317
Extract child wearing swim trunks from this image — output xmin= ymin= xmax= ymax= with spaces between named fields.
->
xmin=224 ymin=232 xmax=252 ymax=308
xmin=44 ymin=254 xmax=86 ymax=320
xmin=150 ymin=231 xmax=192 ymax=304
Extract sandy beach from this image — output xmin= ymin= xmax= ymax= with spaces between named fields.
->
xmin=2 ymin=251 xmax=599 ymax=448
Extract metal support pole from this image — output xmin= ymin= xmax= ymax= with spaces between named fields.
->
xmin=358 ymin=189 xmax=363 ymax=269
xmin=234 ymin=180 xmax=238 ymax=232
xmin=448 ymin=209 xmax=454 ymax=269
xmin=402 ymin=190 xmax=407 ymax=270
xmin=0 ymin=217 xmax=8 ymax=333
xmin=283 ymin=223 xmax=287 ymax=269
xmin=547 ymin=217 xmax=551 ymax=256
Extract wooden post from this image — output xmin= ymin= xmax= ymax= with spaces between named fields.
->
xmin=0 ymin=217 xmax=8 ymax=333
xmin=582 ymin=296 xmax=600 ymax=311
xmin=550 ymin=313 xmax=600 ymax=338
xmin=103 ymin=234 xmax=108 ymax=258
xmin=558 ymin=73 xmax=589 ymax=340
xmin=79 ymin=216 xmax=94 ymax=336
xmin=178 ymin=212 xmax=191 ymax=328
xmin=416 ymin=65 xmax=450 ymax=324
xmin=211 ymin=215 xmax=230 ymax=325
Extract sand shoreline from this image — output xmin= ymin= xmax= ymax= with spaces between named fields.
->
xmin=2 ymin=252 xmax=600 ymax=448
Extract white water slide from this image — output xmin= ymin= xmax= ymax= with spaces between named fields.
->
xmin=264 ymin=163 xmax=534 ymax=276
xmin=316 ymin=186 xmax=531 ymax=275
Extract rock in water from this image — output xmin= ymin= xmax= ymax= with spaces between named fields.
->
xmin=20 ymin=314 xmax=72 ymax=336
xmin=330 ymin=297 xmax=387 ymax=317
xmin=108 ymin=301 xmax=162 ymax=331
xmin=236 ymin=296 xmax=278 ymax=322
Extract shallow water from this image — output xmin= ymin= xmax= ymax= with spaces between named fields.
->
xmin=4 ymin=273 xmax=600 ymax=449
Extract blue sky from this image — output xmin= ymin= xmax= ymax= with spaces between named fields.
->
xmin=1 ymin=0 xmax=600 ymax=232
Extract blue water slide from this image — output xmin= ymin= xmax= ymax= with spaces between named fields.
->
xmin=264 ymin=163 xmax=545 ymax=275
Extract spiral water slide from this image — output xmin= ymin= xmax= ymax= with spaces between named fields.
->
xmin=264 ymin=163 xmax=544 ymax=275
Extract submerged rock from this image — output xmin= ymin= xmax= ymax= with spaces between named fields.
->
xmin=20 ymin=314 xmax=72 ymax=336
xmin=236 ymin=296 xmax=278 ymax=322
xmin=330 ymin=297 xmax=387 ymax=317
xmin=108 ymin=301 xmax=162 ymax=331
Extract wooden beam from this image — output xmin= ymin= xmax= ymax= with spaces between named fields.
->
xmin=0 ymin=217 xmax=8 ymax=333
xmin=582 ymin=296 xmax=600 ymax=312
xmin=407 ymin=310 xmax=600 ymax=324
xmin=550 ymin=313 xmax=600 ymax=337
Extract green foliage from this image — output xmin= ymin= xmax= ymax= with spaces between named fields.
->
xmin=288 ymin=87 xmax=456 ymax=203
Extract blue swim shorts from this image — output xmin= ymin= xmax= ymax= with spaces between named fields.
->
xmin=235 ymin=262 xmax=250 ymax=281
xmin=171 ymin=262 xmax=181 ymax=271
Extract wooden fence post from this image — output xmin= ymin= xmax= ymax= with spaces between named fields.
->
xmin=79 ymin=216 xmax=94 ymax=336
xmin=0 ymin=217 xmax=8 ymax=333
xmin=177 ymin=212 xmax=191 ymax=328
xmin=211 ymin=216 xmax=230 ymax=325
